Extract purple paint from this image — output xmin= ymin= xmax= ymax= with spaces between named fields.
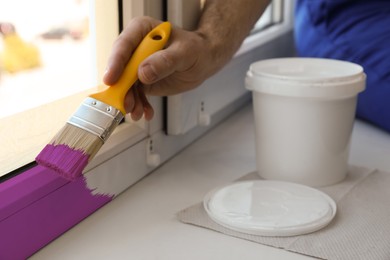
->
xmin=0 ymin=165 xmax=68 ymax=222
xmin=0 ymin=165 xmax=112 ymax=259
xmin=36 ymin=144 xmax=90 ymax=181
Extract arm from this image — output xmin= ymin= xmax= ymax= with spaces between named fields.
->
xmin=103 ymin=0 xmax=269 ymax=120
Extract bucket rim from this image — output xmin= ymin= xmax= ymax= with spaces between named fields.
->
xmin=248 ymin=57 xmax=364 ymax=82
xmin=245 ymin=58 xmax=366 ymax=98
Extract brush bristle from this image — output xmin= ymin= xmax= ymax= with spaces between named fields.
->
xmin=36 ymin=124 xmax=103 ymax=181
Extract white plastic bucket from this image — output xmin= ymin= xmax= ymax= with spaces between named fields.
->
xmin=246 ymin=58 xmax=366 ymax=187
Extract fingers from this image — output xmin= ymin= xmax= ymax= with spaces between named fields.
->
xmin=103 ymin=17 xmax=161 ymax=86
xmin=130 ymin=86 xmax=144 ymax=121
xmin=124 ymin=87 xmax=136 ymax=114
xmin=138 ymin=87 xmax=154 ymax=121
xmin=124 ymin=82 xmax=155 ymax=121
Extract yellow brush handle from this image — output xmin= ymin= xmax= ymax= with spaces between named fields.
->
xmin=89 ymin=22 xmax=171 ymax=115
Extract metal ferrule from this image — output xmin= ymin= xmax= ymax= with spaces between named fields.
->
xmin=67 ymin=97 xmax=124 ymax=142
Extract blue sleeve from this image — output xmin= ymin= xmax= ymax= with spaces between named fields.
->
xmin=295 ymin=0 xmax=390 ymax=132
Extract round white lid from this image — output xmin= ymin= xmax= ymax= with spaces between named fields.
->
xmin=204 ymin=180 xmax=336 ymax=237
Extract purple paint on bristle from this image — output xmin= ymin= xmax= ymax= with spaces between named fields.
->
xmin=36 ymin=144 xmax=90 ymax=181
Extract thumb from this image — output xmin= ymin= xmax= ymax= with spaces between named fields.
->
xmin=138 ymin=49 xmax=177 ymax=85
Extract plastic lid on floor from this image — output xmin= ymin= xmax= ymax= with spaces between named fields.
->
xmin=204 ymin=180 xmax=336 ymax=237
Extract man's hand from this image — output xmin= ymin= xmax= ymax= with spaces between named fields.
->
xmin=103 ymin=0 xmax=268 ymax=121
xmin=103 ymin=16 xmax=216 ymax=121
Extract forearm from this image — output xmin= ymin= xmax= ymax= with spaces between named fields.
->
xmin=197 ymin=0 xmax=270 ymax=70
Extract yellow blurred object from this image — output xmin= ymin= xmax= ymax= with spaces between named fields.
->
xmin=0 ymin=32 xmax=41 ymax=73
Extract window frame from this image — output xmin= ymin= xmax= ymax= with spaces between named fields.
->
xmin=235 ymin=0 xmax=294 ymax=56
xmin=0 ymin=0 xmax=295 ymax=258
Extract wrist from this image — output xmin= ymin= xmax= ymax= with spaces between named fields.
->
xmin=194 ymin=28 xmax=235 ymax=77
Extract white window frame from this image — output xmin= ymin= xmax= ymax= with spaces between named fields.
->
xmin=236 ymin=0 xmax=294 ymax=56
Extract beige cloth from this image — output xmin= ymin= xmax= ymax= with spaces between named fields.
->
xmin=177 ymin=166 xmax=390 ymax=260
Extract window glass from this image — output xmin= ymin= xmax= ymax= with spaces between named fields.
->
xmin=251 ymin=0 xmax=284 ymax=35
xmin=252 ymin=5 xmax=272 ymax=33
xmin=0 ymin=0 xmax=95 ymax=177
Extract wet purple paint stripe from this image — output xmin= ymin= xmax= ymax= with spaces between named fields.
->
xmin=0 ymin=165 xmax=112 ymax=259
xmin=0 ymin=165 xmax=68 ymax=221
xmin=36 ymin=144 xmax=90 ymax=181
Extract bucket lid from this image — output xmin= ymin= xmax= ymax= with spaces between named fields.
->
xmin=245 ymin=58 xmax=365 ymax=98
xmin=204 ymin=180 xmax=336 ymax=236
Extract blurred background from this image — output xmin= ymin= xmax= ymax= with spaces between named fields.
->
xmin=0 ymin=0 xmax=91 ymax=118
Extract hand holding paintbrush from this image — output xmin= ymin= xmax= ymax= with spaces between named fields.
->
xmin=36 ymin=22 xmax=171 ymax=181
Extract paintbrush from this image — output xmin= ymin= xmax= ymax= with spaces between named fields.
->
xmin=36 ymin=22 xmax=171 ymax=181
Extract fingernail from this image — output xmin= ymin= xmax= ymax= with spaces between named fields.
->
xmin=131 ymin=111 xmax=142 ymax=121
xmin=103 ymin=66 xmax=109 ymax=76
xmin=103 ymin=67 xmax=110 ymax=81
xmin=140 ymin=64 xmax=157 ymax=83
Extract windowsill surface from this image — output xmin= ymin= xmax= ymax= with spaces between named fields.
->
xmin=30 ymin=102 xmax=390 ymax=259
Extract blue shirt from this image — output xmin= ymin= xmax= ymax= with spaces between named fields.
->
xmin=295 ymin=0 xmax=390 ymax=131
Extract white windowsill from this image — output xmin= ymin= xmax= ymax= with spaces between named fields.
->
xmin=30 ymin=102 xmax=390 ymax=259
